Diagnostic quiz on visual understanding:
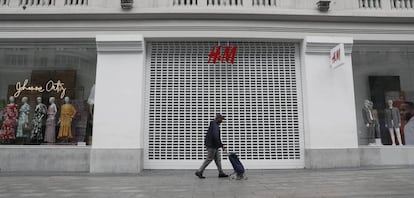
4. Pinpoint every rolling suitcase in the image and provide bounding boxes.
[228,152,247,180]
